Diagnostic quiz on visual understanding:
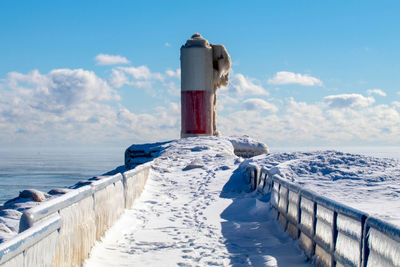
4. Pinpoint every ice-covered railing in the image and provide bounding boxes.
[245,165,400,267]
[0,163,151,267]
